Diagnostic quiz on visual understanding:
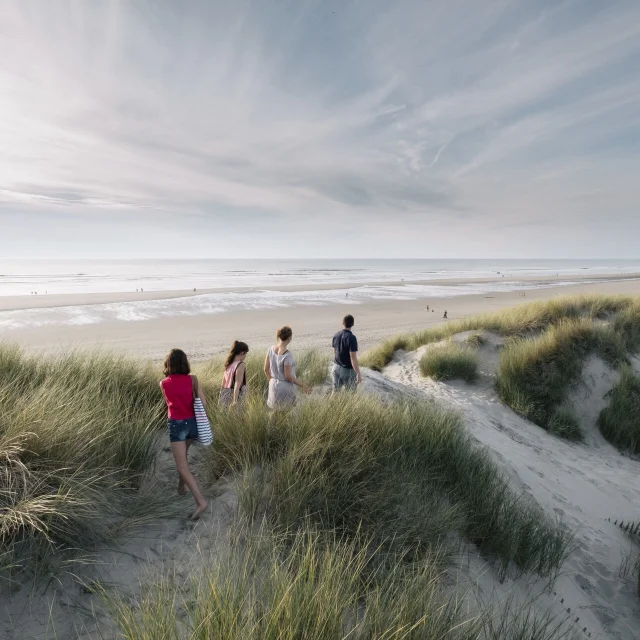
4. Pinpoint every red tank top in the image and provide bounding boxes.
[161,374,195,420]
